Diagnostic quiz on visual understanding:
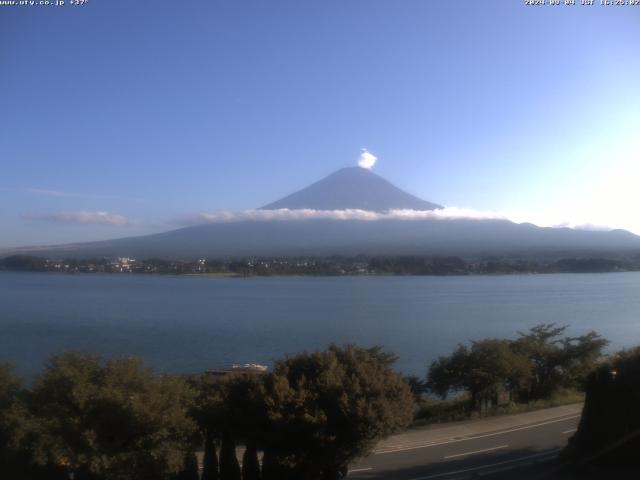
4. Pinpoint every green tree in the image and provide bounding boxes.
[512,324,567,399]
[469,339,531,403]
[221,375,266,480]
[514,324,607,400]
[219,431,241,480]
[264,345,414,479]
[261,447,289,480]
[1,255,47,271]
[427,345,469,399]
[0,363,21,447]
[220,374,268,454]
[241,442,260,480]
[193,373,266,480]
[0,363,35,478]
[191,372,224,437]
[201,431,219,480]
[428,340,531,409]
[404,375,429,403]
[174,452,199,480]
[559,331,609,390]
[429,325,608,408]
[29,352,198,480]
